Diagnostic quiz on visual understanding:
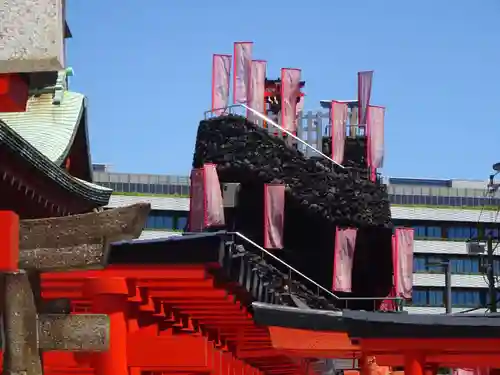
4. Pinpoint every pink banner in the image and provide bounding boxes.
[203,163,225,227]
[332,227,357,293]
[264,184,285,249]
[211,54,232,116]
[189,168,205,232]
[280,68,301,133]
[330,101,348,164]
[379,286,397,312]
[248,60,266,124]
[233,42,253,104]
[189,164,225,231]
[394,227,414,299]
[367,105,385,181]
[357,71,373,127]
